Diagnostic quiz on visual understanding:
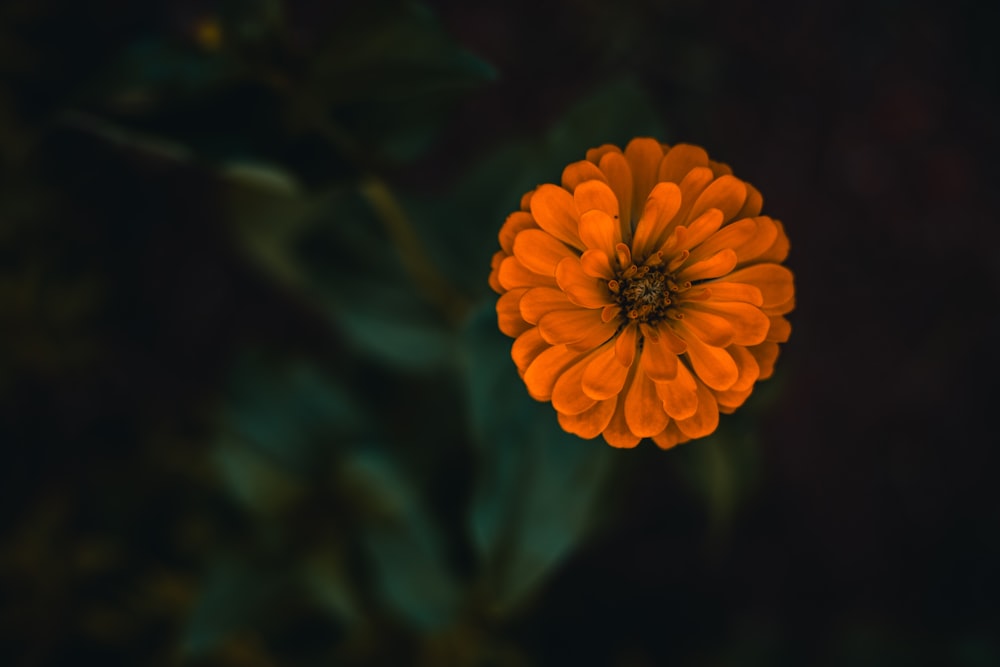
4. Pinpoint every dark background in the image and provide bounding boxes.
[2,0,998,665]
